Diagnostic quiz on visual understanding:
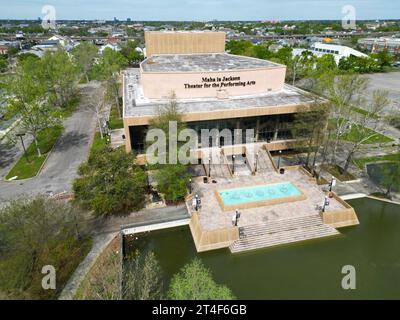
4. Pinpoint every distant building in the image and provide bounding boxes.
[99,43,120,54]
[0,45,9,55]
[358,37,400,54]
[293,42,367,64]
